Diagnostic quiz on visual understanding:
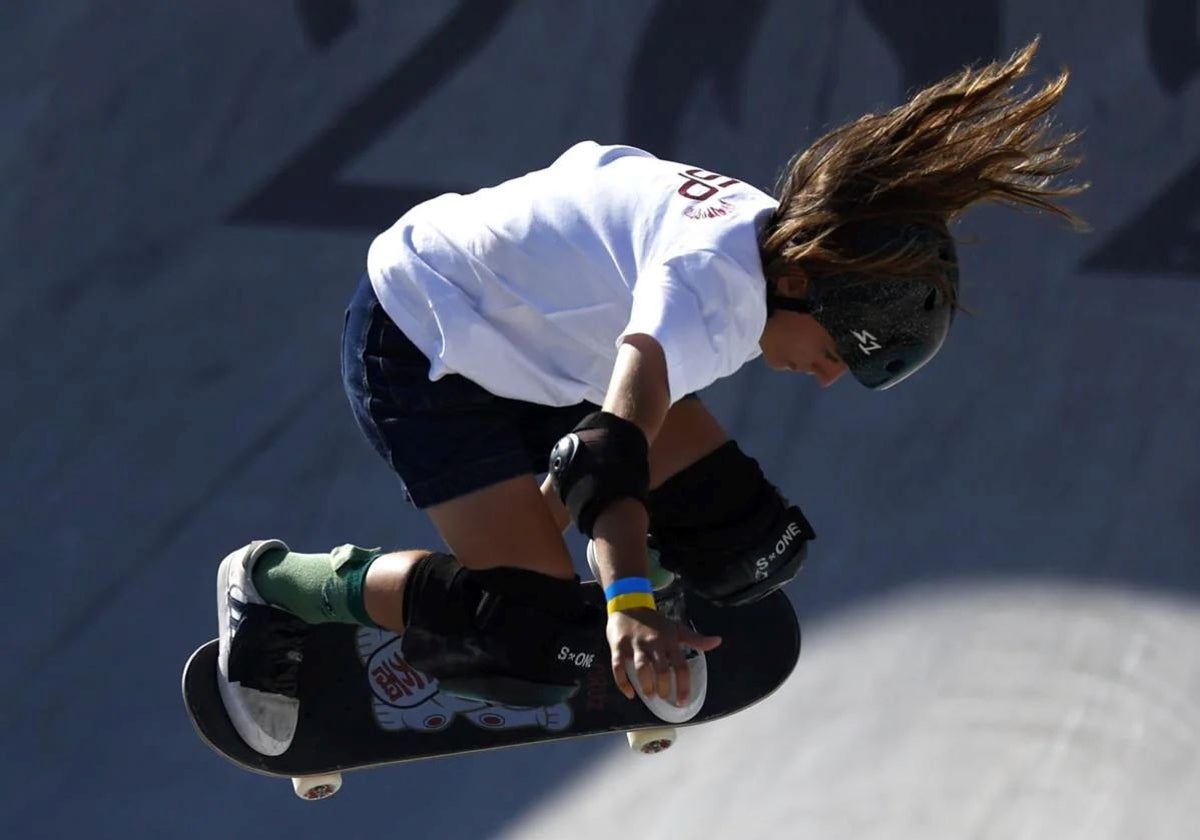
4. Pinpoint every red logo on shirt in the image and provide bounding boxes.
[676,168,741,202]
[684,198,734,219]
